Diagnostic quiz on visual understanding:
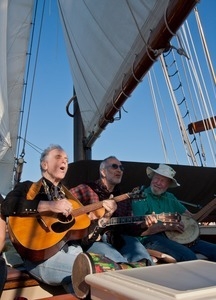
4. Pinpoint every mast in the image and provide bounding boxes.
[73,98,92,161]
